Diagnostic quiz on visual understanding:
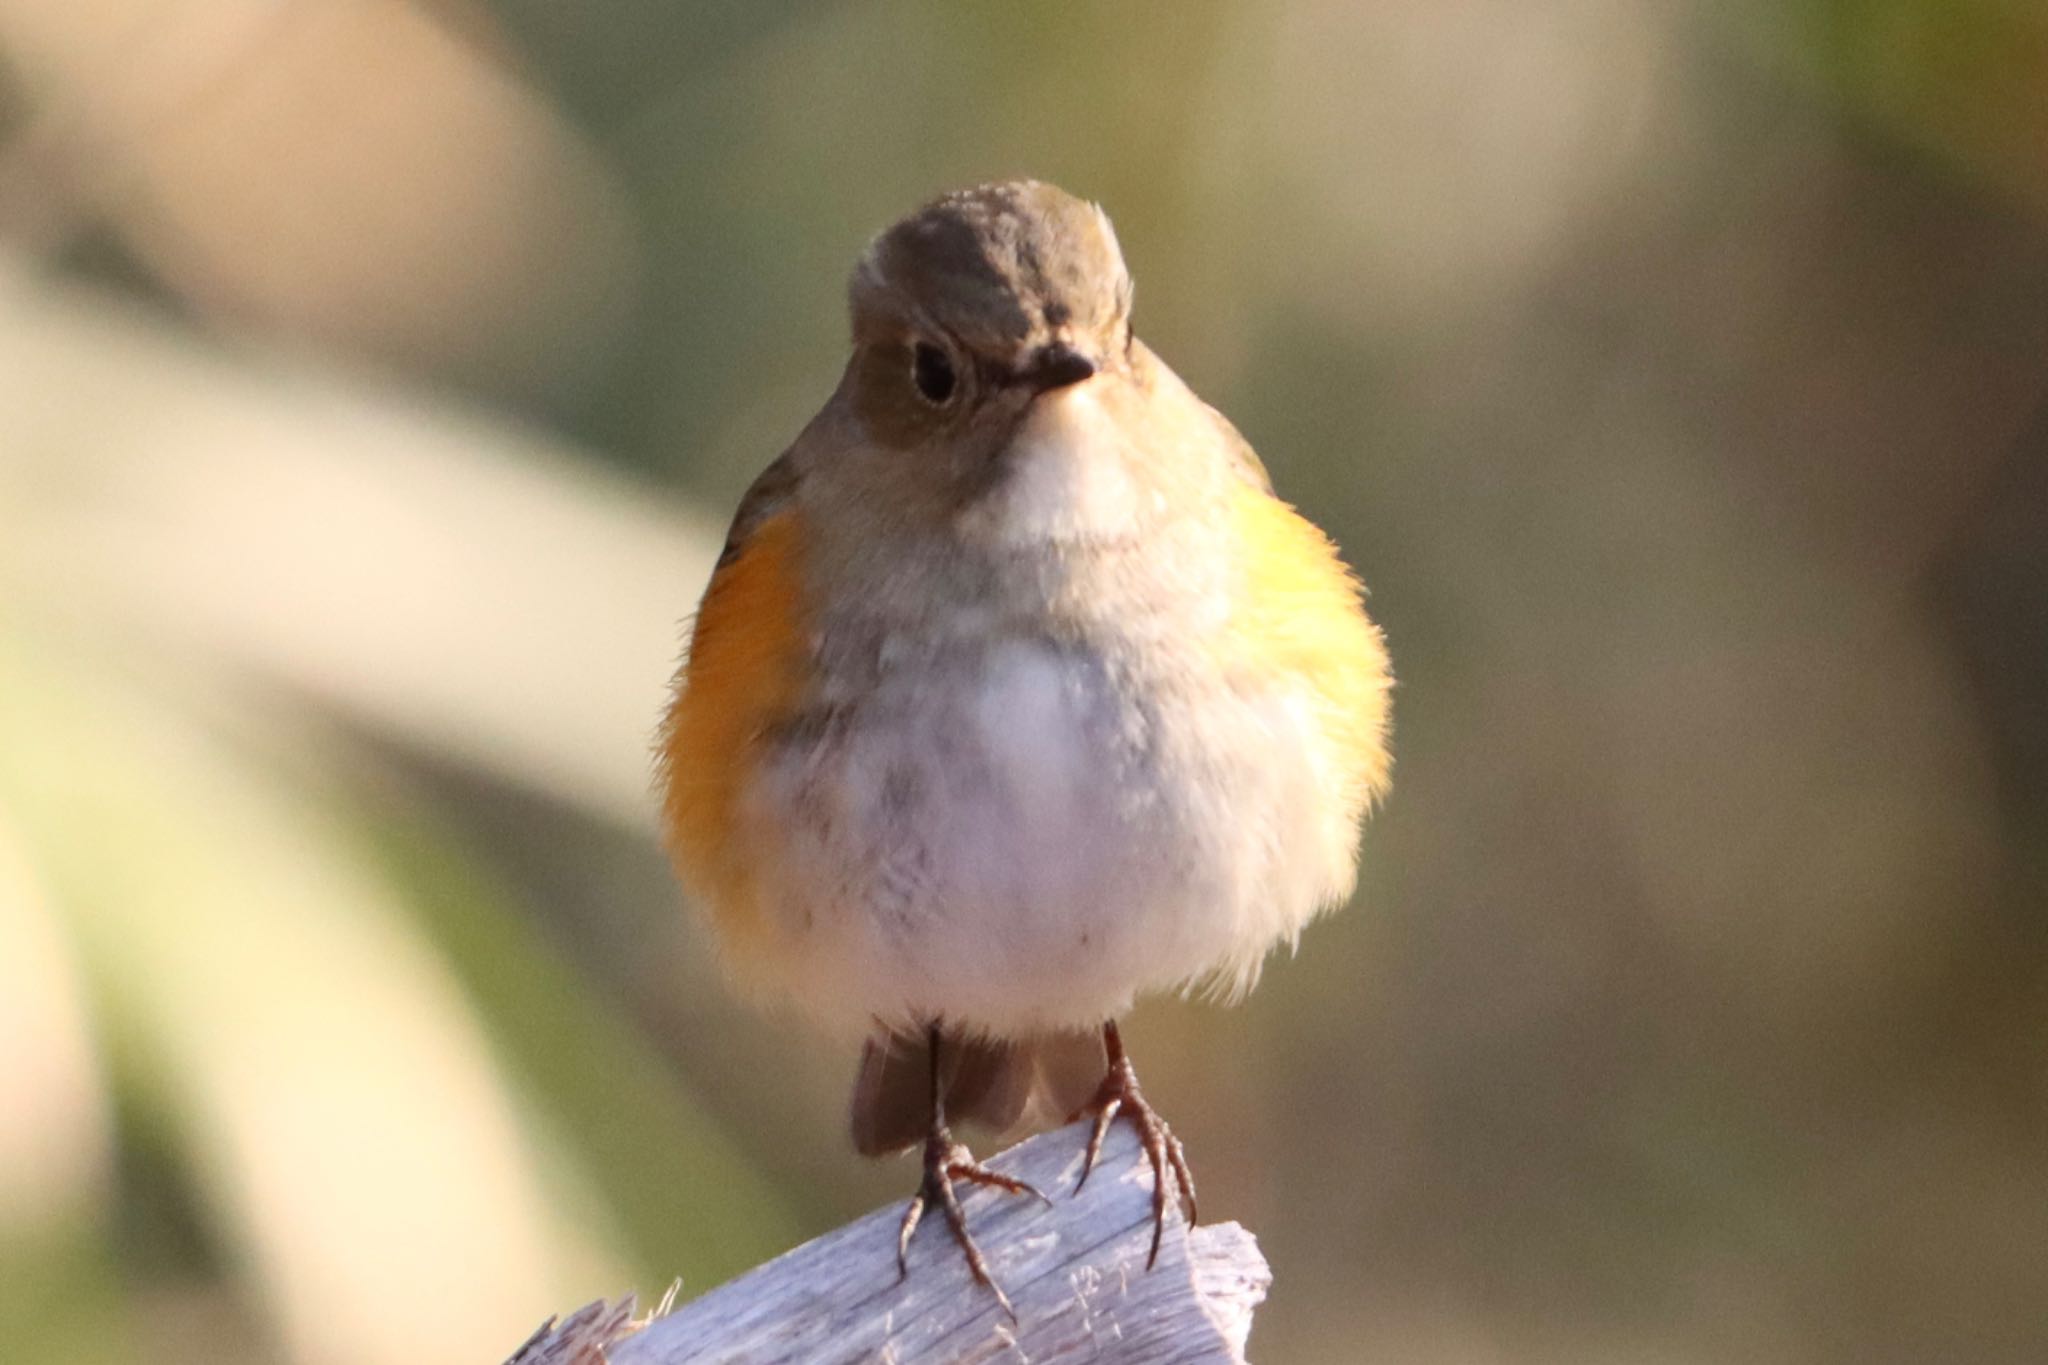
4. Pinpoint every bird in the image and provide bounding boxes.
[658,179,1391,1313]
